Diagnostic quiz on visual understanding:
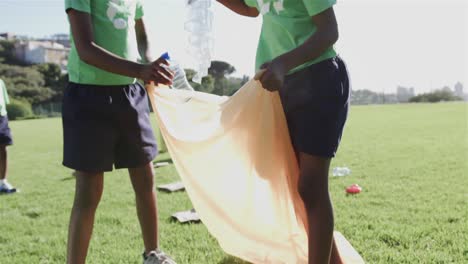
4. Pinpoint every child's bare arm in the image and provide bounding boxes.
[277,7,338,72]
[68,9,172,85]
[258,7,339,91]
[216,0,259,17]
[135,18,152,63]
